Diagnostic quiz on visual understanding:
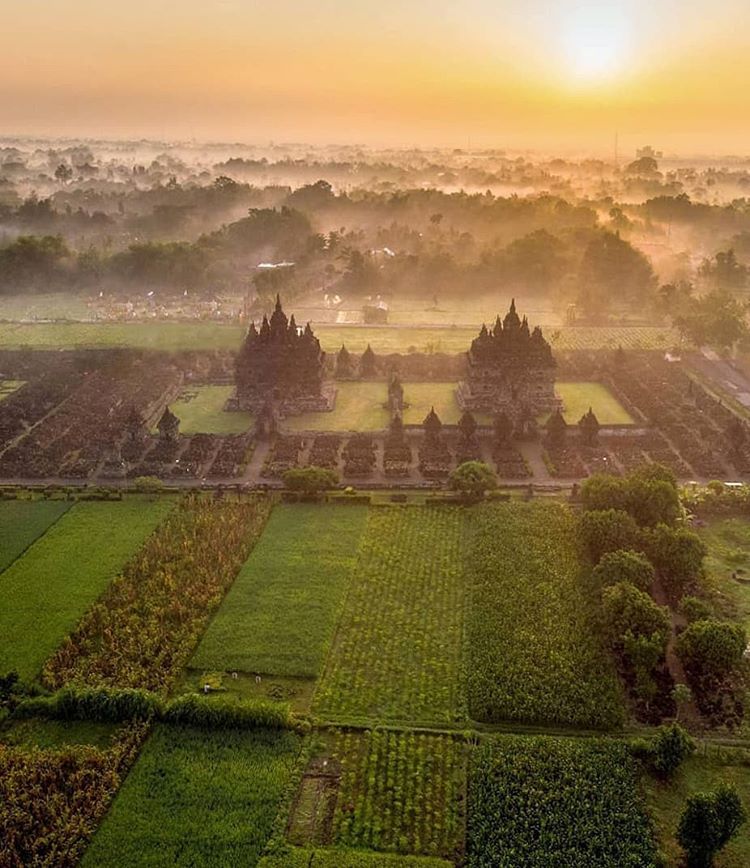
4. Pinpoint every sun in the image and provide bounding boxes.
[558,5,632,84]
